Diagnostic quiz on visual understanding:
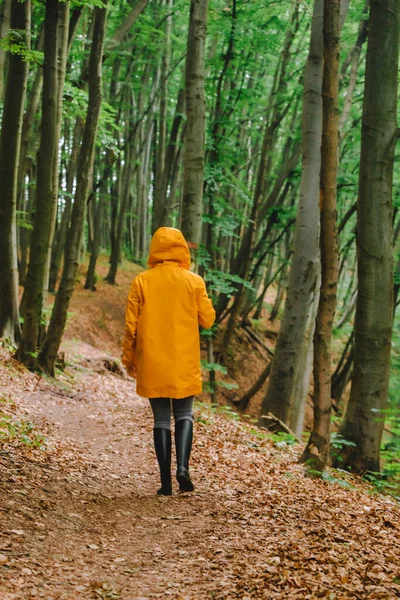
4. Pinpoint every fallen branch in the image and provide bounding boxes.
[260,412,298,439]
[240,323,274,358]
[233,361,271,412]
